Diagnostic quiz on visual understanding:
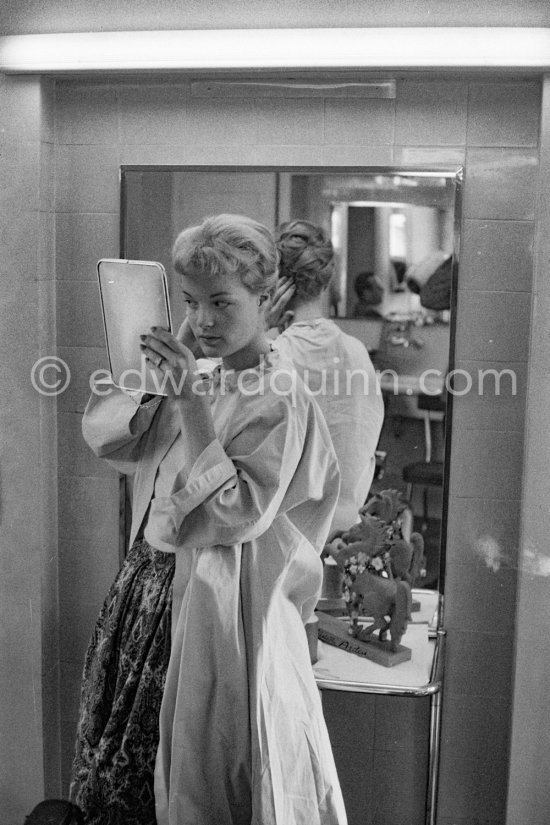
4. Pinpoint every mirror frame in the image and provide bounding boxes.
[119,164,463,611]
